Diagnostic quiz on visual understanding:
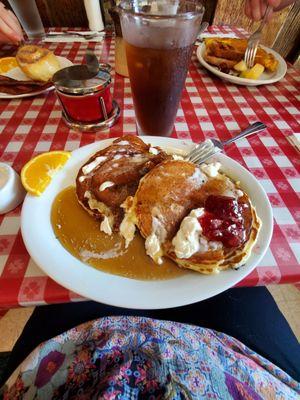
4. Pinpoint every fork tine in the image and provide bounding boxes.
[251,44,258,66]
[192,149,219,165]
[244,47,249,66]
[188,148,207,162]
[187,144,202,160]
[247,46,252,68]
[188,143,215,163]
[190,151,210,163]
[189,149,210,163]
[249,41,259,68]
[186,141,212,161]
[248,47,253,68]
[244,46,251,68]
[250,46,255,67]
